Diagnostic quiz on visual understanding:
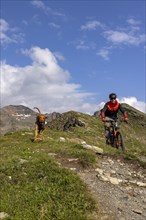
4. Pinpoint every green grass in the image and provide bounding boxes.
[0,131,97,220]
[0,109,146,219]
